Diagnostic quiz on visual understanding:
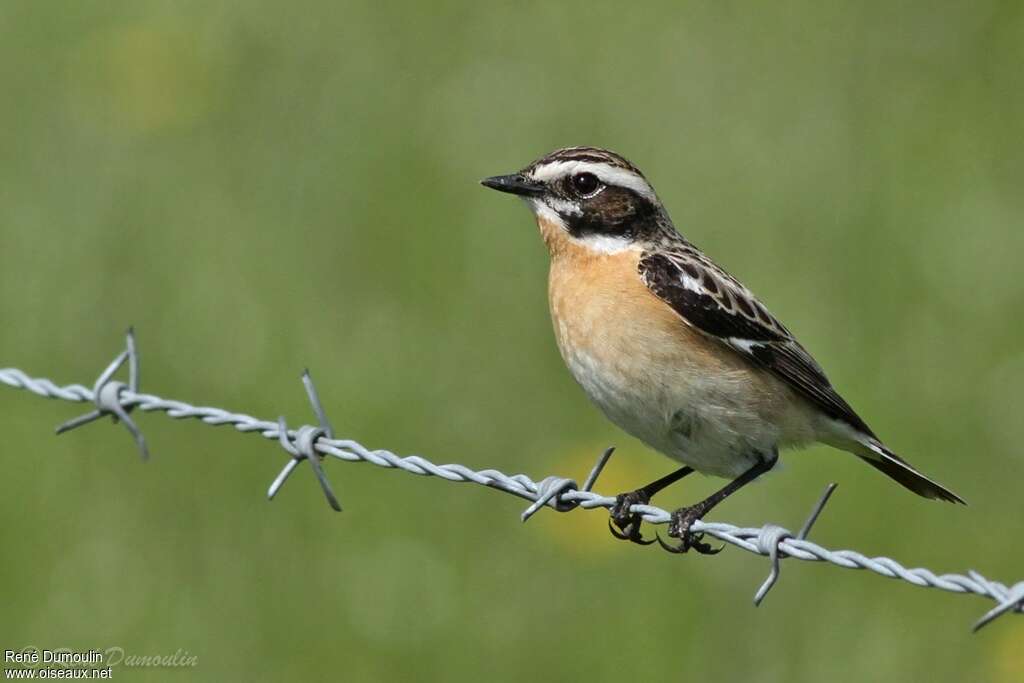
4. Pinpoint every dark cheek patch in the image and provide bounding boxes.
[566,186,656,239]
